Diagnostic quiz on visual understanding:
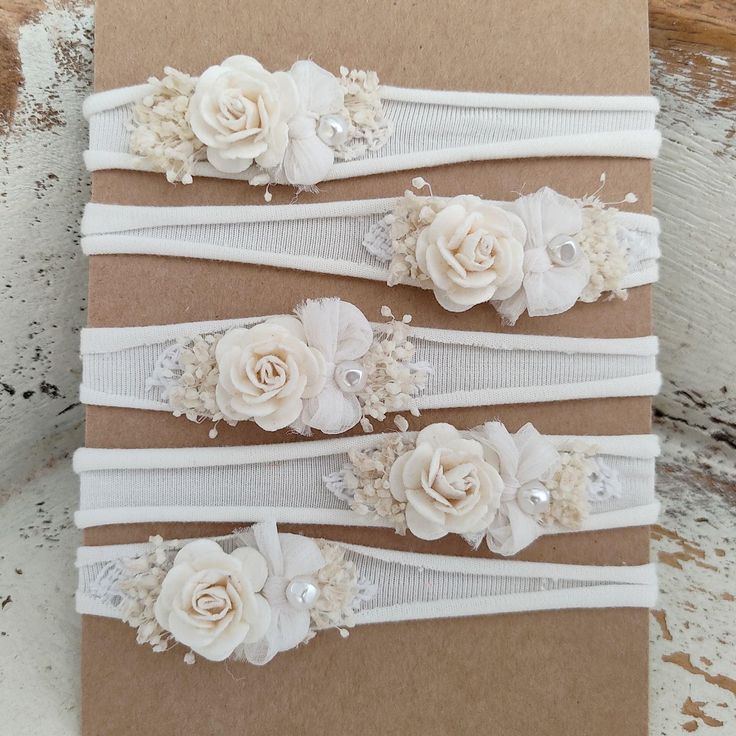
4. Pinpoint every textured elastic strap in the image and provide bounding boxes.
[73,433,660,531]
[83,85,661,181]
[75,536,658,624]
[79,317,661,412]
[80,199,660,292]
